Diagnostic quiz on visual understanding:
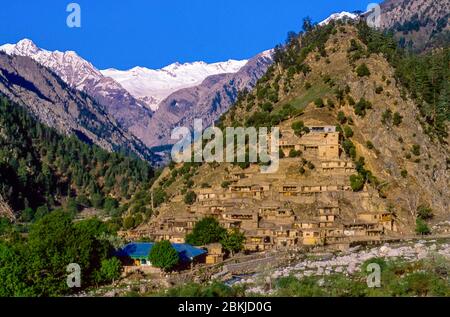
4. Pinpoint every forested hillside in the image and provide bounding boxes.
[221,20,449,143]
[148,18,449,241]
[0,96,154,221]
